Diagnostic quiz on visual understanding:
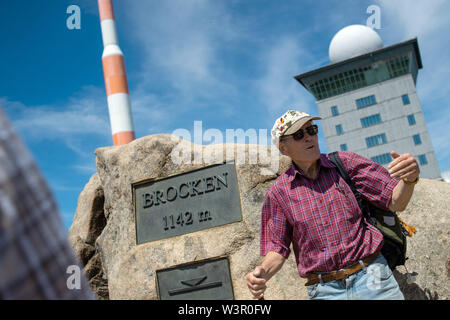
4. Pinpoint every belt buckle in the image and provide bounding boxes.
[324,268,349,283]
[337,268,349,280]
